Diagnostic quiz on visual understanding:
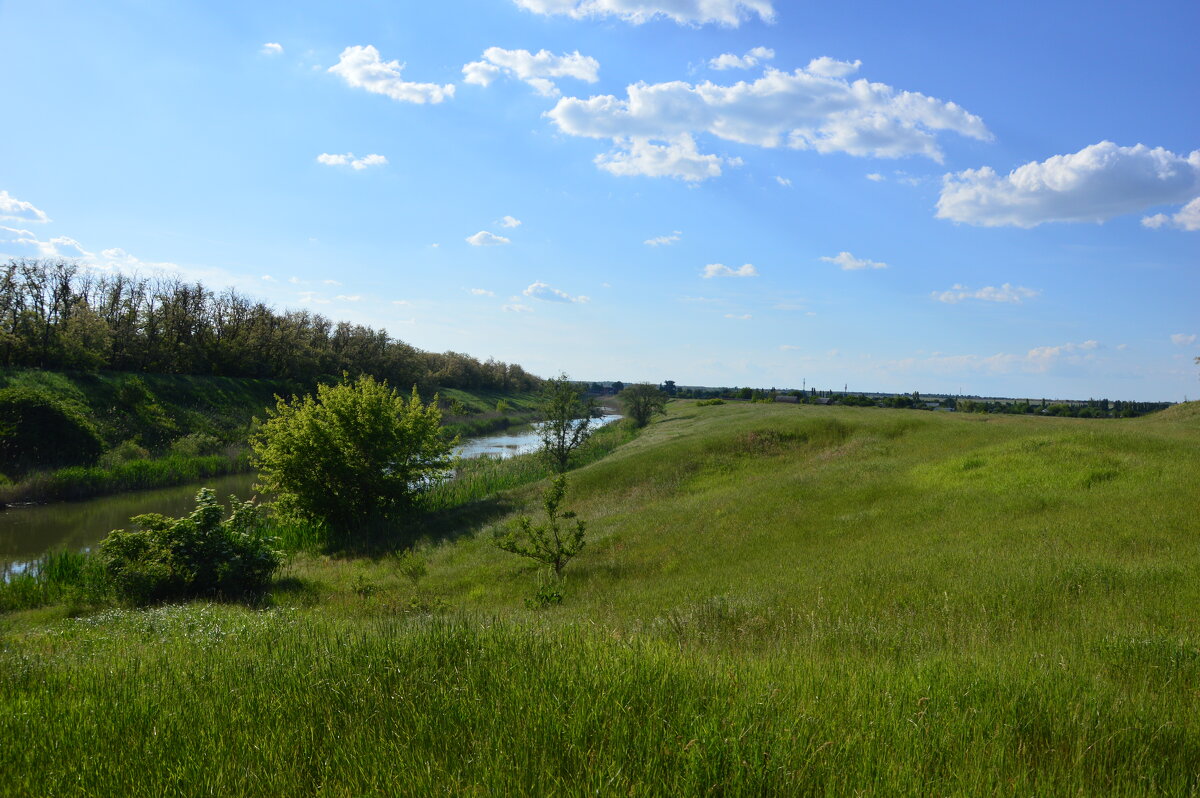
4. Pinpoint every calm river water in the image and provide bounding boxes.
[0,415,620,569]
